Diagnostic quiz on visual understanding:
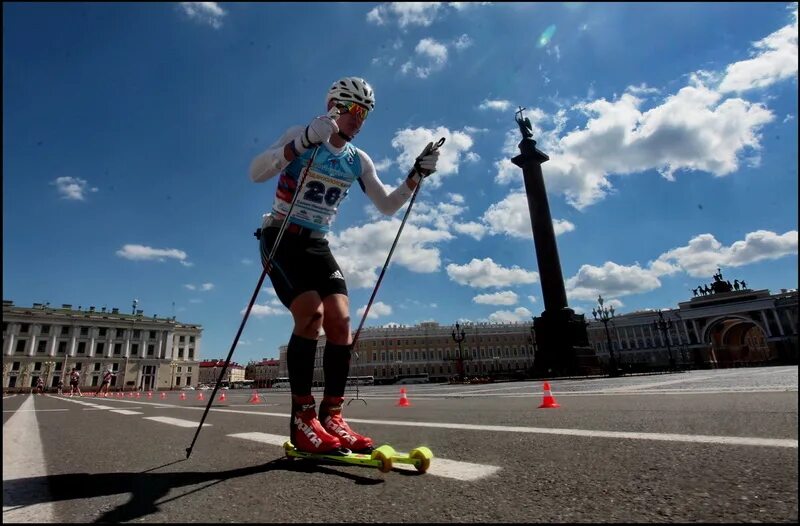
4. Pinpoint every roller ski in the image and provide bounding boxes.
[283,441,433,474]
[286,395,432,473]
